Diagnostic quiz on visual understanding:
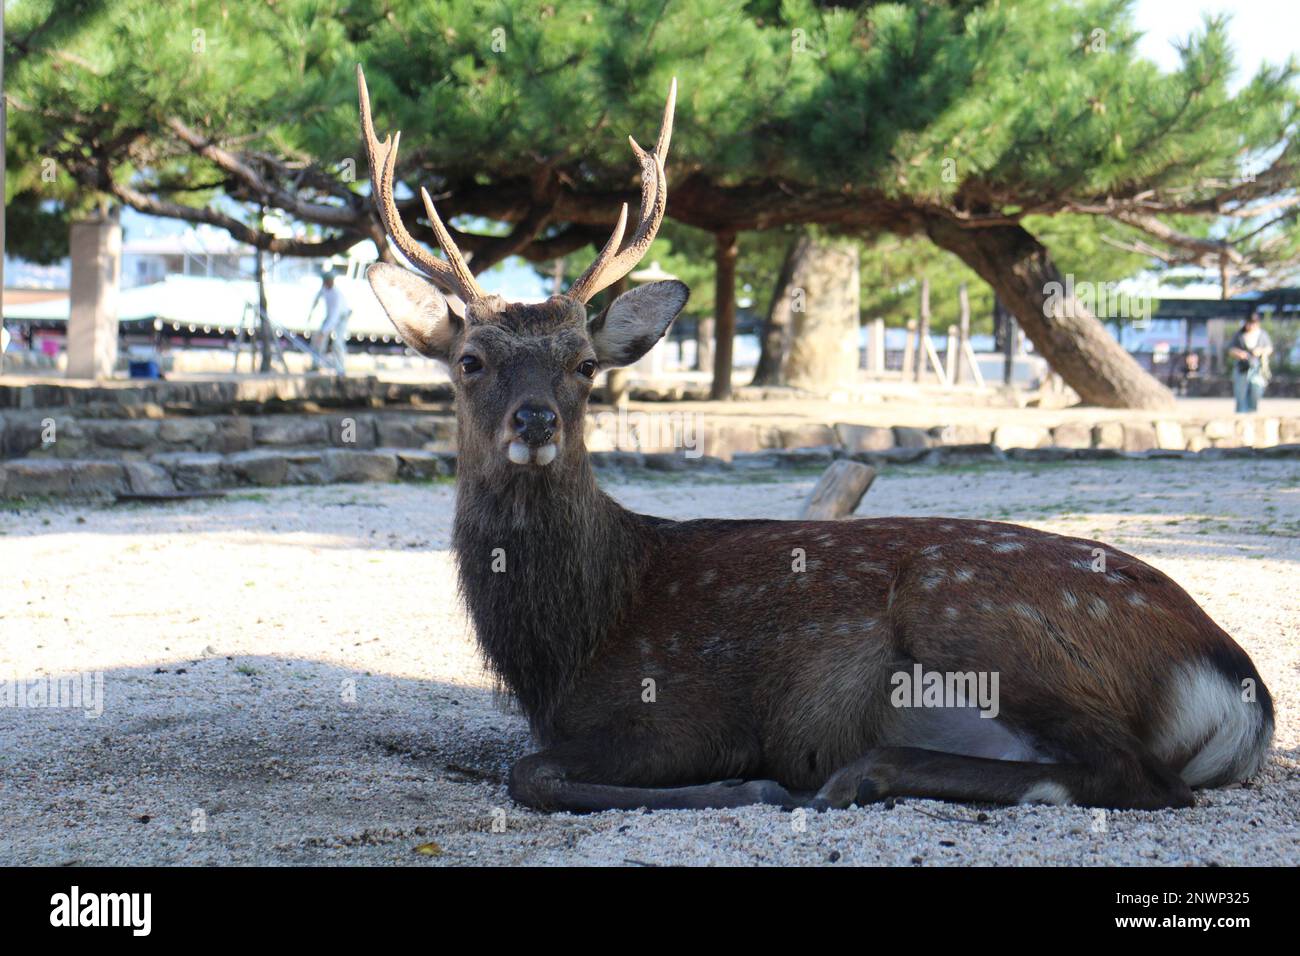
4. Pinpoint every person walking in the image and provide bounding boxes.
[308,273,352,373]
[1226,313,1273,414]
